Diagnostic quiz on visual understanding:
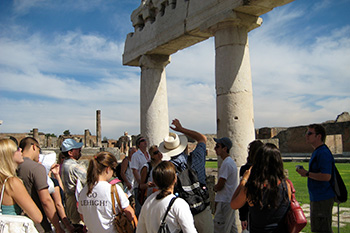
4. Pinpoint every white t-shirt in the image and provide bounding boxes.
[215,156,238,203]
[130,149,150,187]
[78,181,129,233]
[136,192,197,233]
[125,160,135,192]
